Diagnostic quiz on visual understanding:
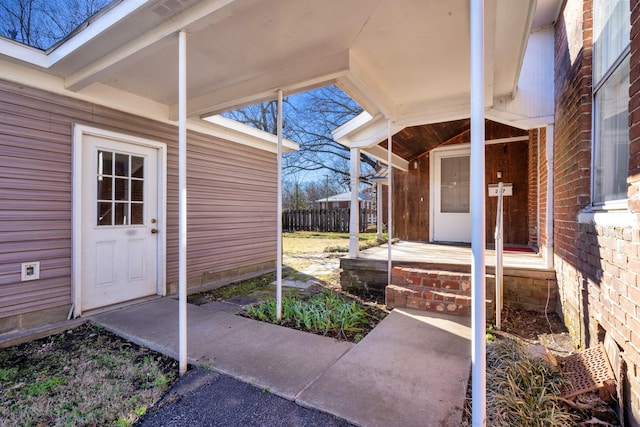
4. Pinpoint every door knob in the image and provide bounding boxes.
[151,228,158,234]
